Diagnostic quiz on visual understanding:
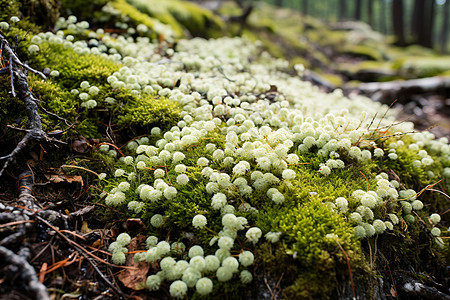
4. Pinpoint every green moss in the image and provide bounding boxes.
[339,44,383,61]
[375,139,432,188]
[0,75,21,124]
[111,0,158,38]
[270,197,358,266]
[60,0,109,20]
[125,0,224,38]
[289,56,310,69]
[24,42,122,137]
[321,73,343,86]
[392,56,450,78]
[0,0,20,21]
[30,42,121,90]
[116,93,181,134]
